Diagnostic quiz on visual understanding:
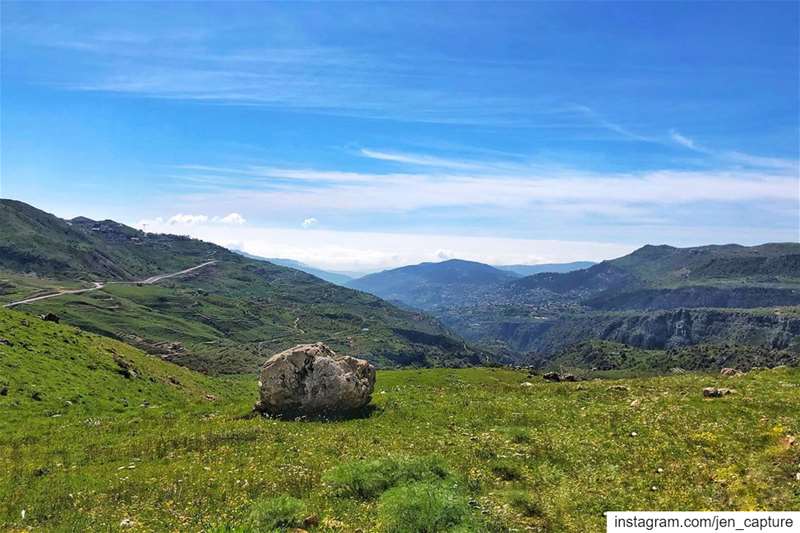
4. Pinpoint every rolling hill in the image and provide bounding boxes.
[0,200,487,372]
[347,259,519,310]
